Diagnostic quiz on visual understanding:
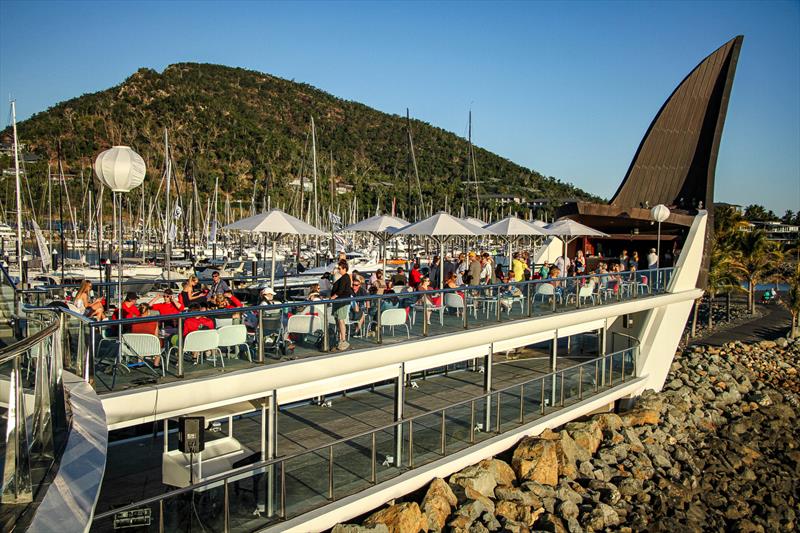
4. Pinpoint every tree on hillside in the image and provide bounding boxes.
[743,204,778,222]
